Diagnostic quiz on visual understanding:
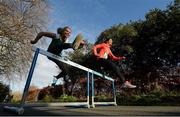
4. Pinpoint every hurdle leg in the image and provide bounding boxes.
[87,71,90,108]
[3,48,40,115]
[112,81,117,106]
[91,73,95,108]
[20,48,40,107]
